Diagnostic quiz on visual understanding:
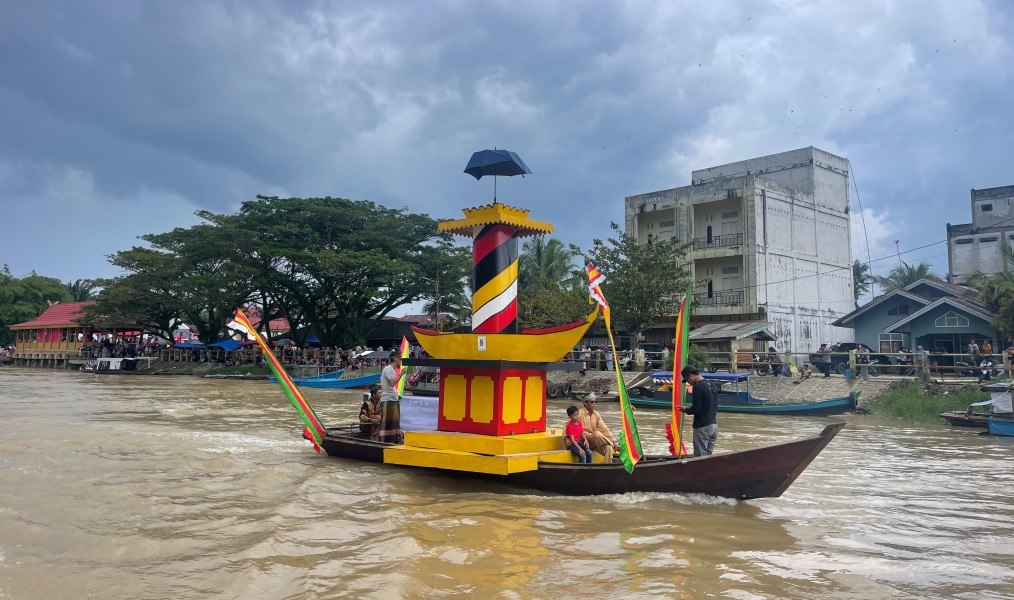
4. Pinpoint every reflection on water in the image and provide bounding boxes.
[0,369,1012,599]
